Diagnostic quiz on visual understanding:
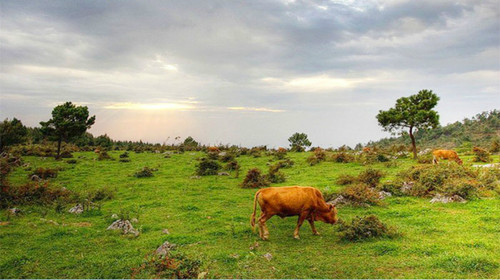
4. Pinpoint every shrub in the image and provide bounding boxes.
[307,148,327,166]
[336,174,357,185]
[490,139,500,153]
[417,153,433,164]
[378,182,404,196]
[30,167,58,179]
[98,151,112,160]
[119,152,129,158]
[1,157,11,184]
[66,159,77,164]
[0,181,73,208]
[249,147,262,158]
[275,159,295,168]
[224,160,240,171]
[241,168,269,188]
[196,158,221,176]
[267,164,286,183]
[119,158,131,163]
[472,147,491,162]
[397,163,480,197]
[331,152,355,163]
[206,147,220,160]
[358,168,384,187]
[275,147,288,160]
[337,215,398,241]
[439,178,480,200]
[134,167,155,178]
[131,252,201,279]
[219,152,235,163]
[91,186,116,201]
[59,150,73,158]
[478,168,500,190]
[339,183,381,206]
[336,169,384,187]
